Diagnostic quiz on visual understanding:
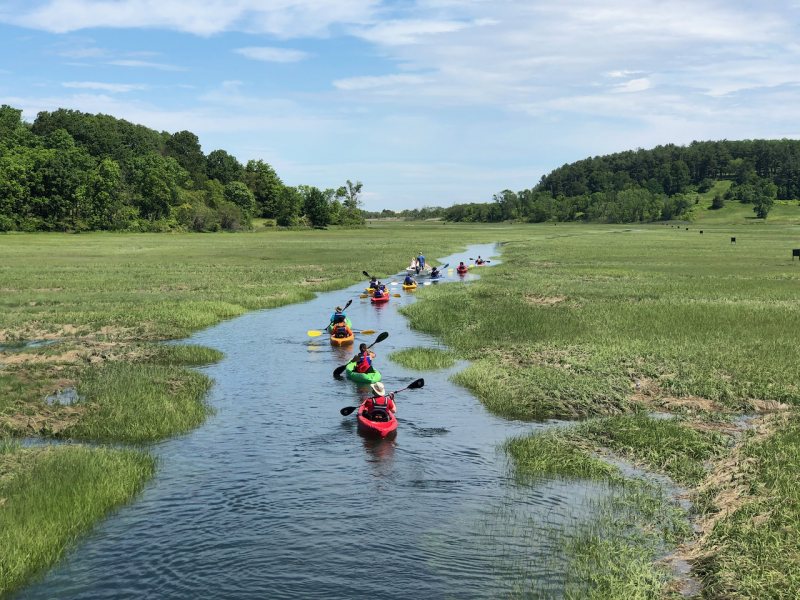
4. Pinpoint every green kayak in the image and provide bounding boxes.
[345,361,382,384]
